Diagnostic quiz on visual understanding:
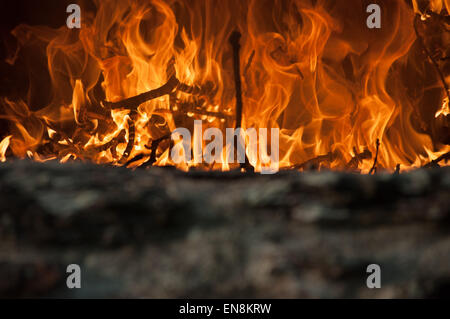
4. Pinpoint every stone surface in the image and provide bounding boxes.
[0,161,449,298]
